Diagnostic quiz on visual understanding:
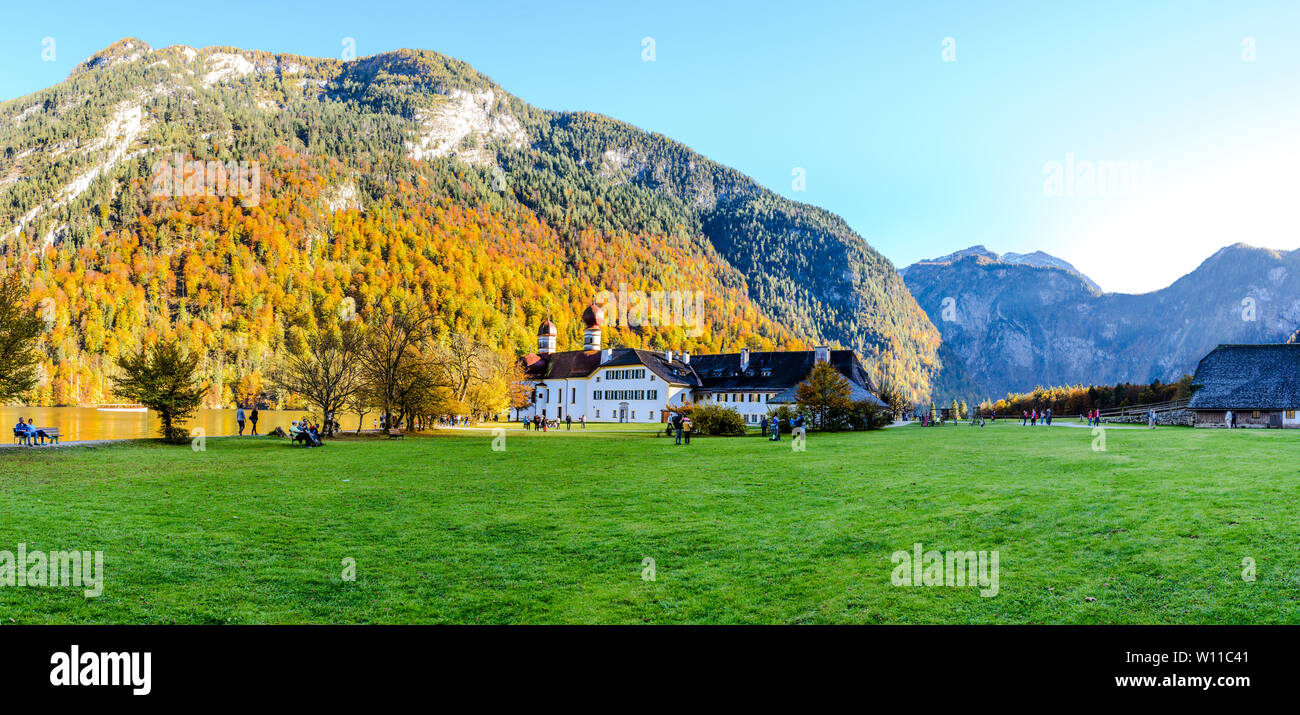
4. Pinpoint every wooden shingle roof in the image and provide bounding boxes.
[1188,344,1300,410]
